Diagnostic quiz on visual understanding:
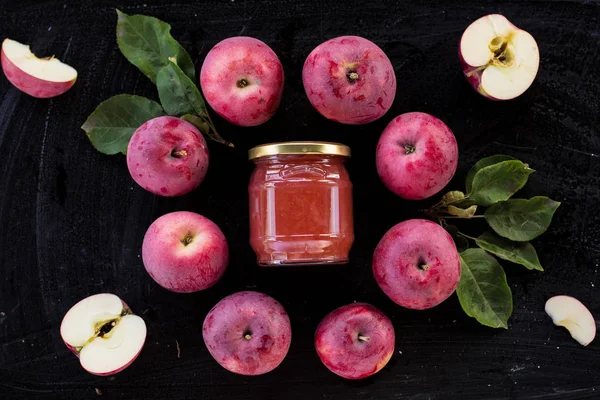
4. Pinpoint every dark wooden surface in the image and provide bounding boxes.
[1,0,599,399]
